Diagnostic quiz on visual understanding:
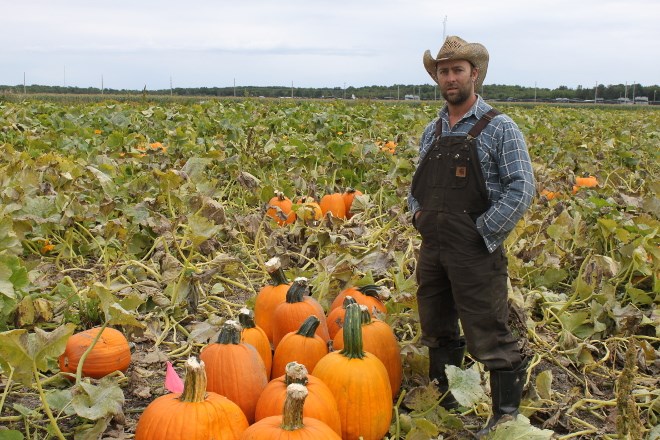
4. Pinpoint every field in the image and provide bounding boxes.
[0,96,658,439]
